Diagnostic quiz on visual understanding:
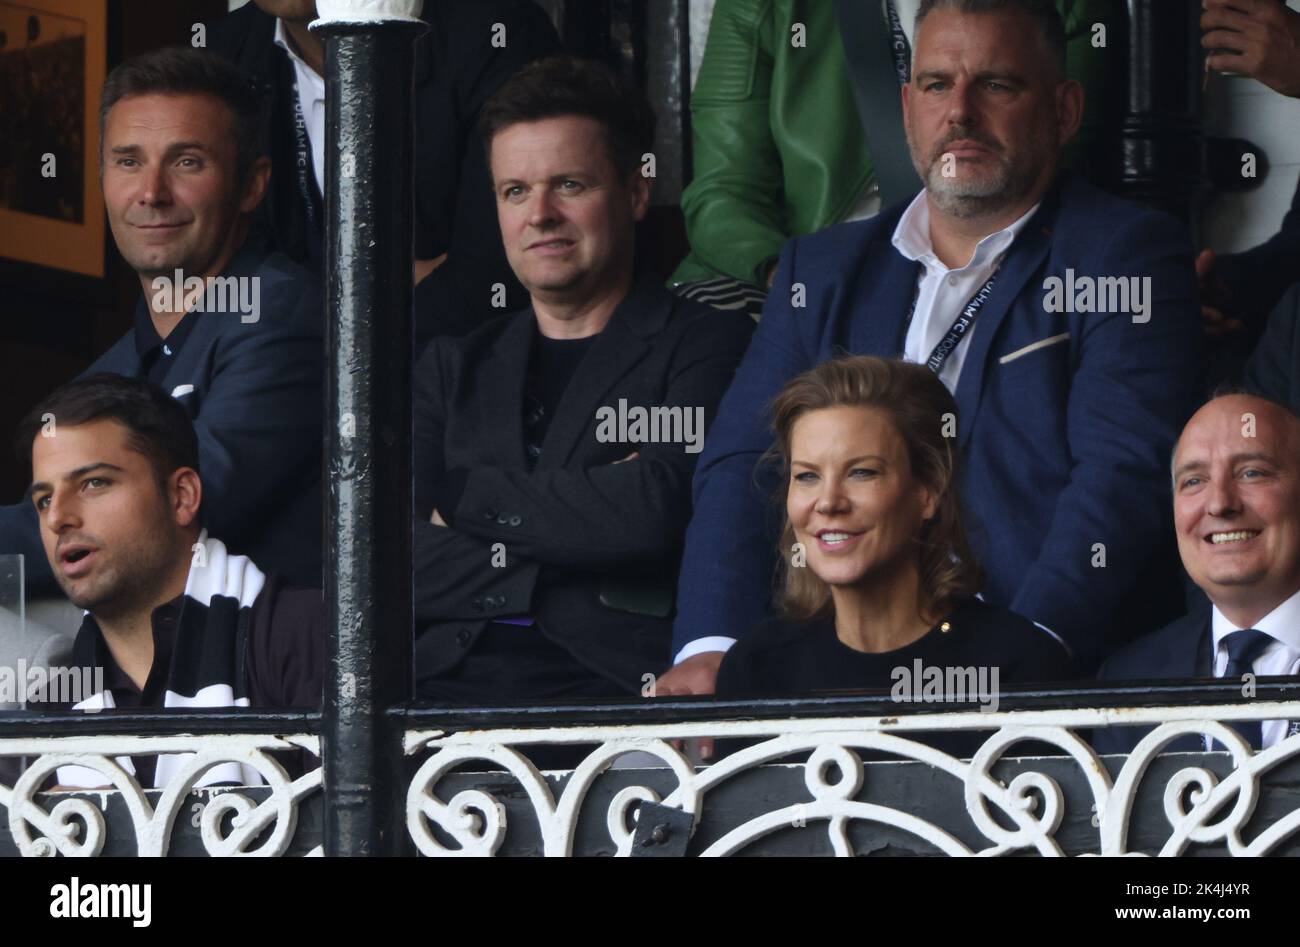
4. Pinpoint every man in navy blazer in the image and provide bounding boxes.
[659,0,1204,698]
[0,48,323,591]
[1094,394,1300,755]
